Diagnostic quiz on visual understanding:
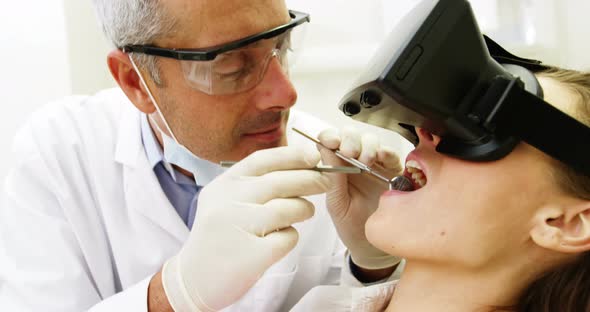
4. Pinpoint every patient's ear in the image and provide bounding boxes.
[530,202,590,253]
